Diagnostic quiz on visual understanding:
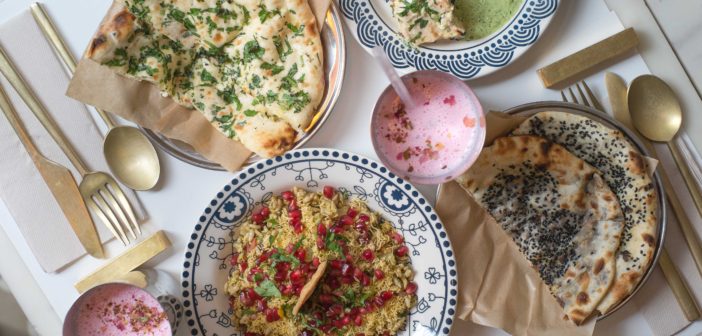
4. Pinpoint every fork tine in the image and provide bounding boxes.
[581,81,605,111]
[560,90,568,102]
[100,186,137,239]
[568,87,578,104]
[88,193,129,245]
[106,180,141,235]
[575,83,590,107]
